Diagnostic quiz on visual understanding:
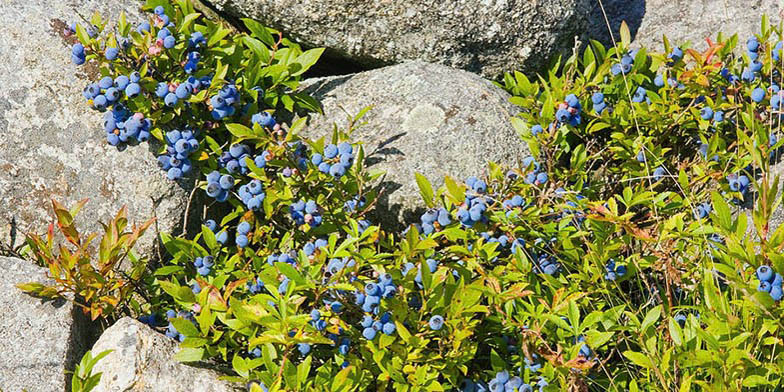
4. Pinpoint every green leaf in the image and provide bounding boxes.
[444,175,465,204]
[290,48,325,76]
[623,351,654,368]
[415,172,435,208]
[641,305,662,331]
[743,375,773,387]
[242,18,275,47]
[171,318,201,337]
[173,347,205,362]
[619,21,631,47]
[225,123,256,140]
[242,36,271,63]
[201,225,218,251]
